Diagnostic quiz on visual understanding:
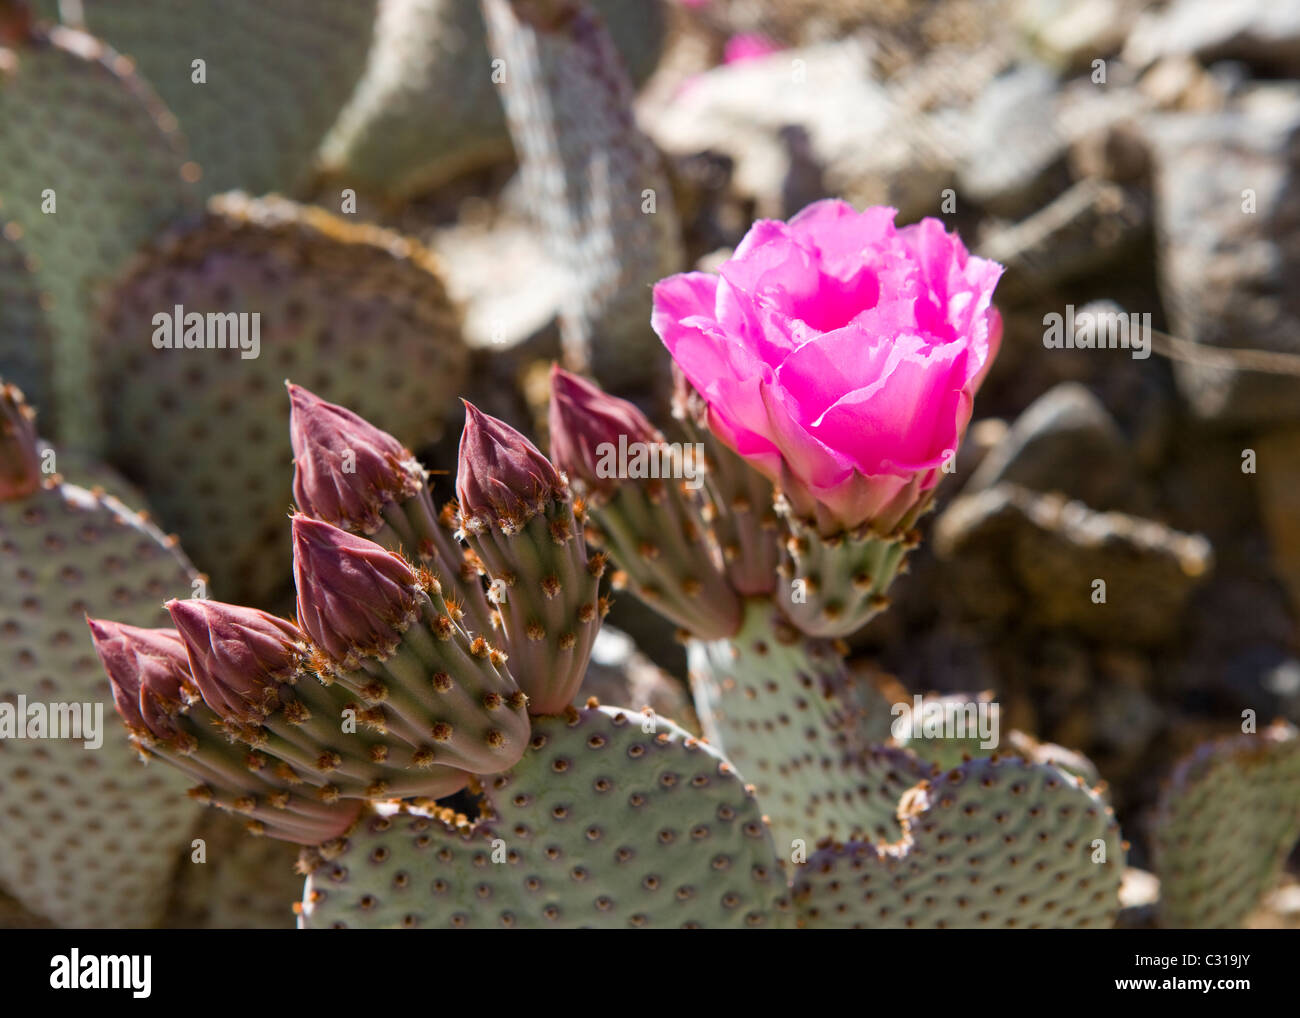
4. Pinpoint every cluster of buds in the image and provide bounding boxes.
[90,385,606,842]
